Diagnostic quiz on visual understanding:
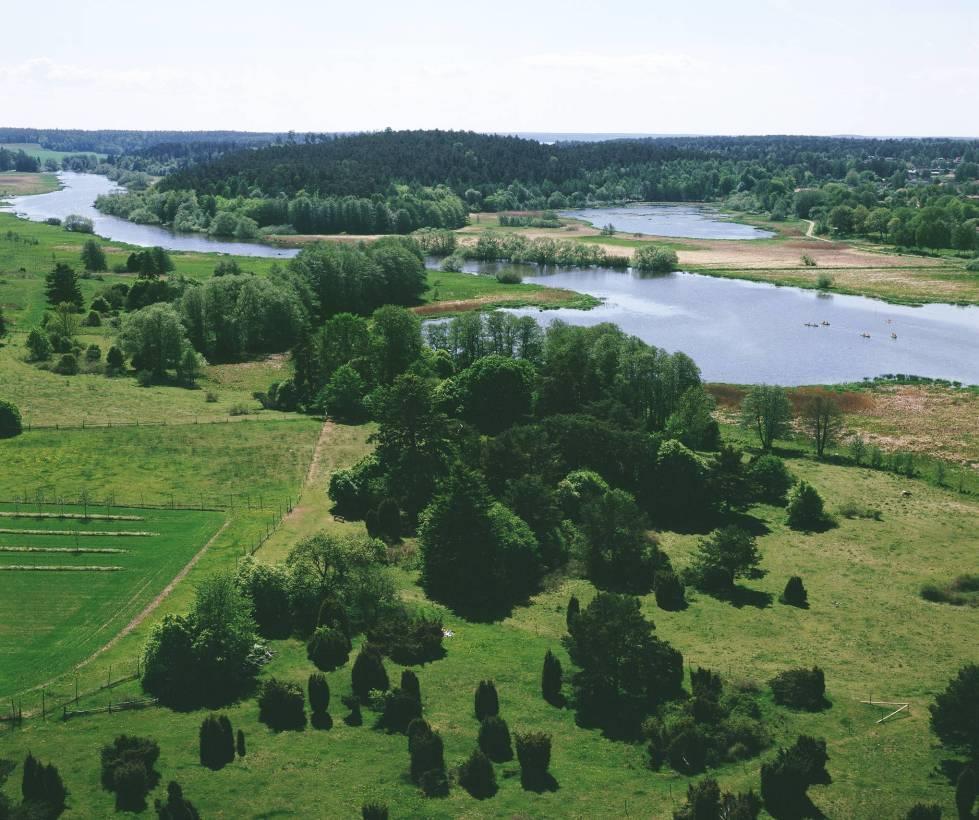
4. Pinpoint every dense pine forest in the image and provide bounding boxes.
[87,130,979,247]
